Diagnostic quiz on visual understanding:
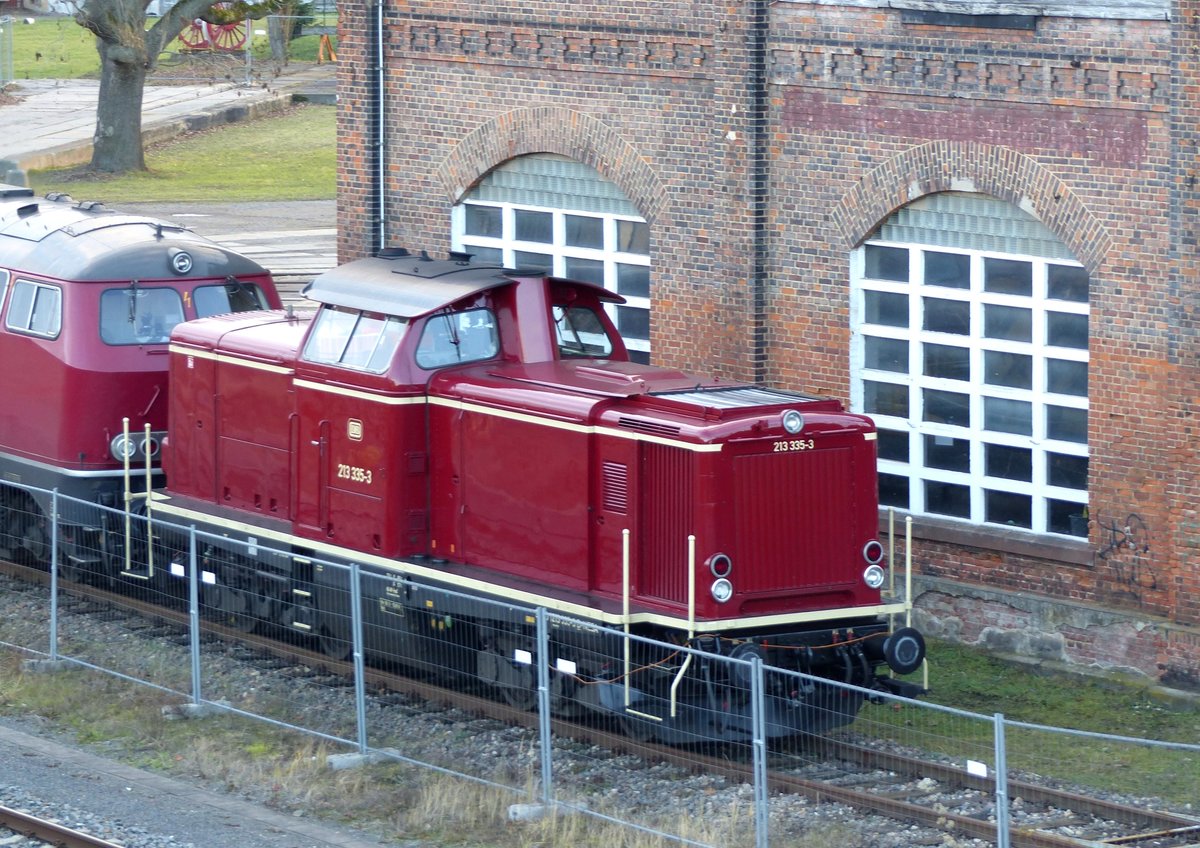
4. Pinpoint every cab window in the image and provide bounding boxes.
[0,270,9,315]
[7,280,62,339]
[302,305,407,373]
[99,287,185,345]
[415,308,499,369]
[554,305,614,358]
[194,279,271,317]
